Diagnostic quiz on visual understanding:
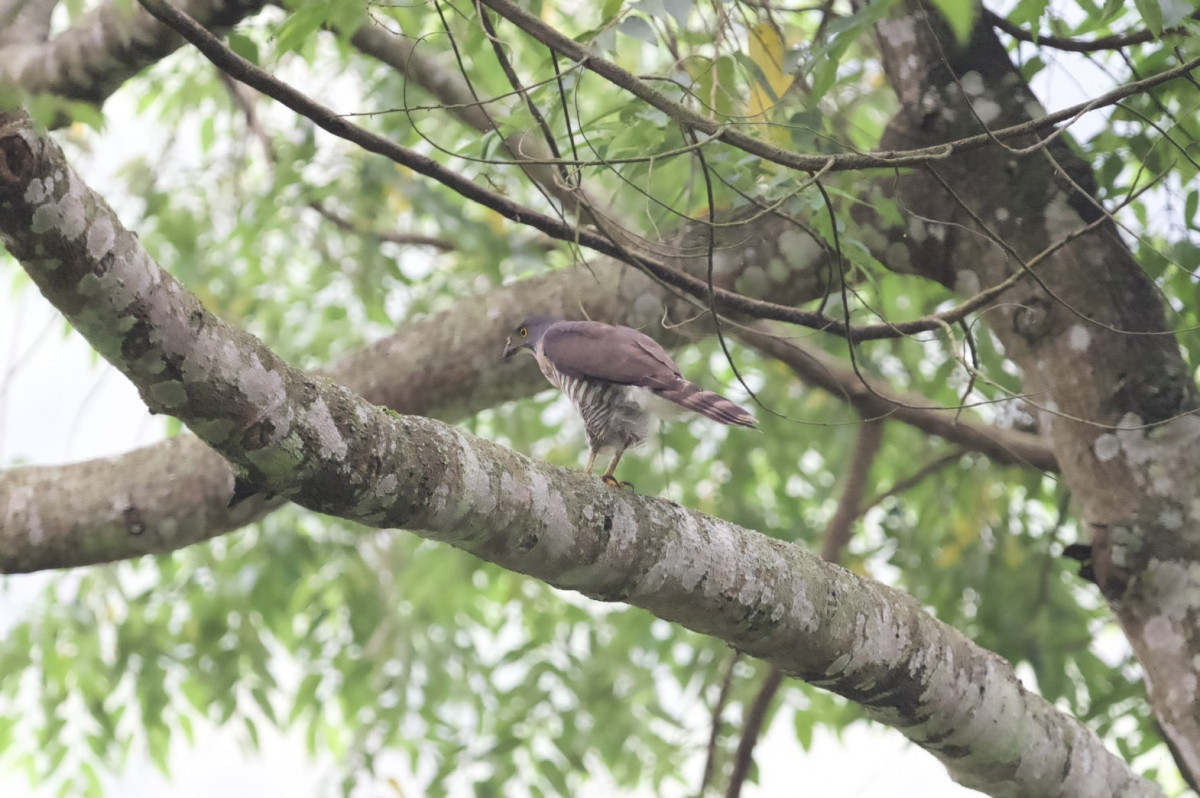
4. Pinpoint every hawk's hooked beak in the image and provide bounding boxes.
[503,337,519,358]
